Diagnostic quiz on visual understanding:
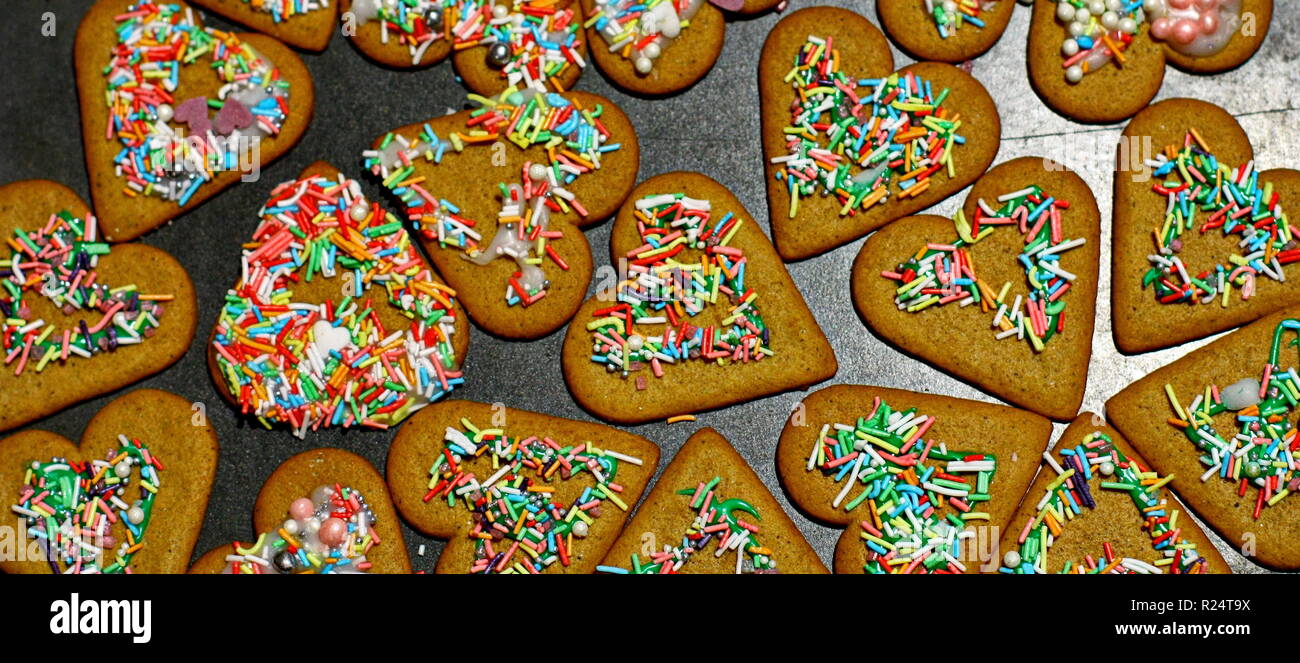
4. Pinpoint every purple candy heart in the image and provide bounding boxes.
[172,96,212,136]
[214,99,255,136]
[708,0,745,12]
